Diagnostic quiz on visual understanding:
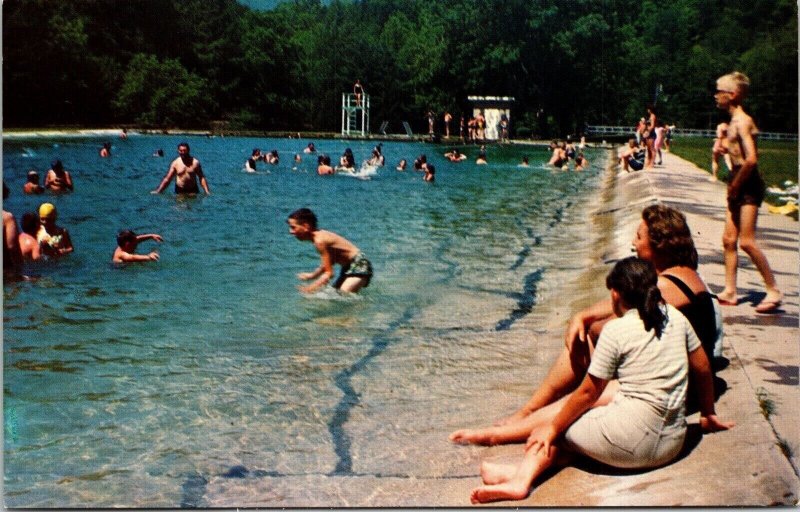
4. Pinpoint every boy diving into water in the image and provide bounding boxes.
[288,208,373,294]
